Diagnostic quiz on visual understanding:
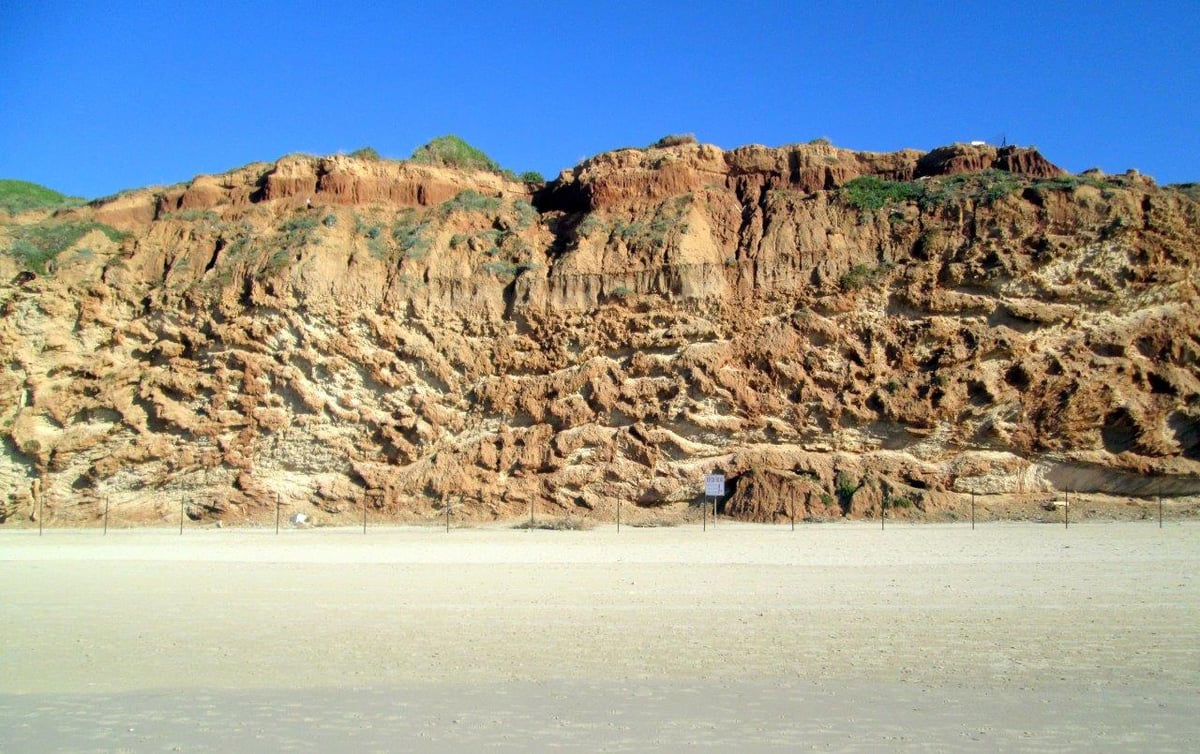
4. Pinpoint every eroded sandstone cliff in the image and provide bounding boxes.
[2,140,1198,525]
